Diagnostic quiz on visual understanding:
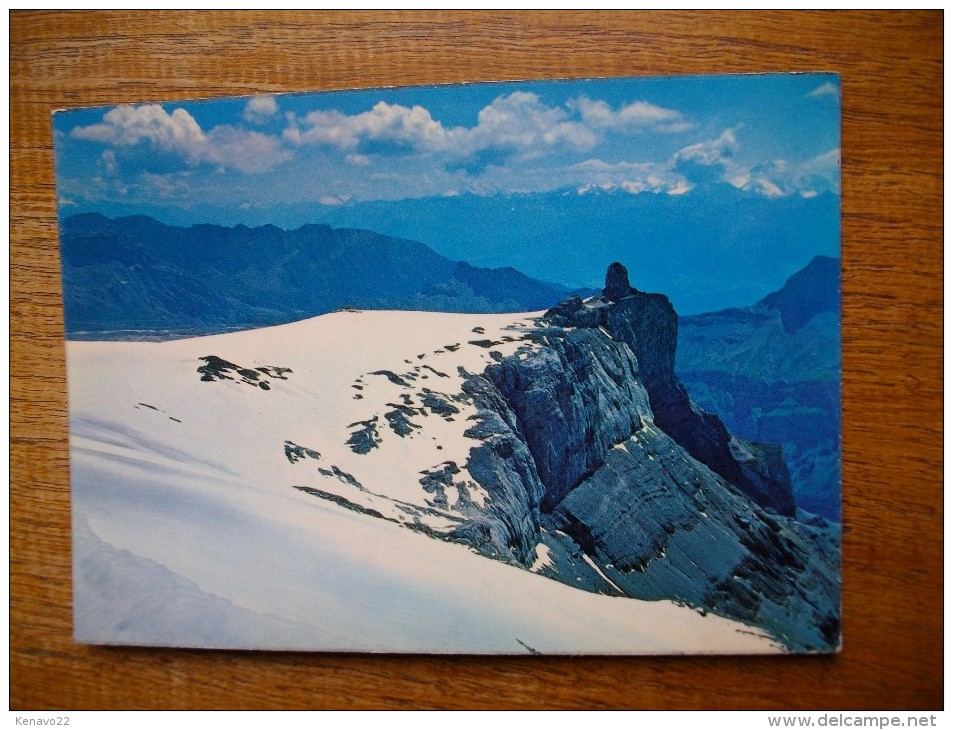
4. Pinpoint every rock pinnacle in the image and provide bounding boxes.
[603,261,634,301]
